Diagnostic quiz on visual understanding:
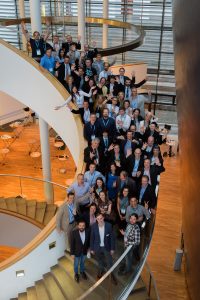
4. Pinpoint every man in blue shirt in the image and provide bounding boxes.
[84,163,105,187]
[40,48,56,75]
